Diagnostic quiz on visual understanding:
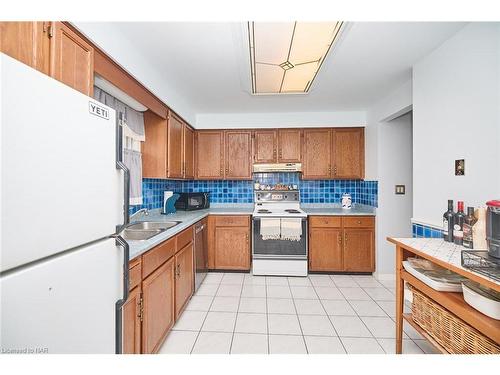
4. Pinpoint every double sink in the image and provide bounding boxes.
[121,221,181,241]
